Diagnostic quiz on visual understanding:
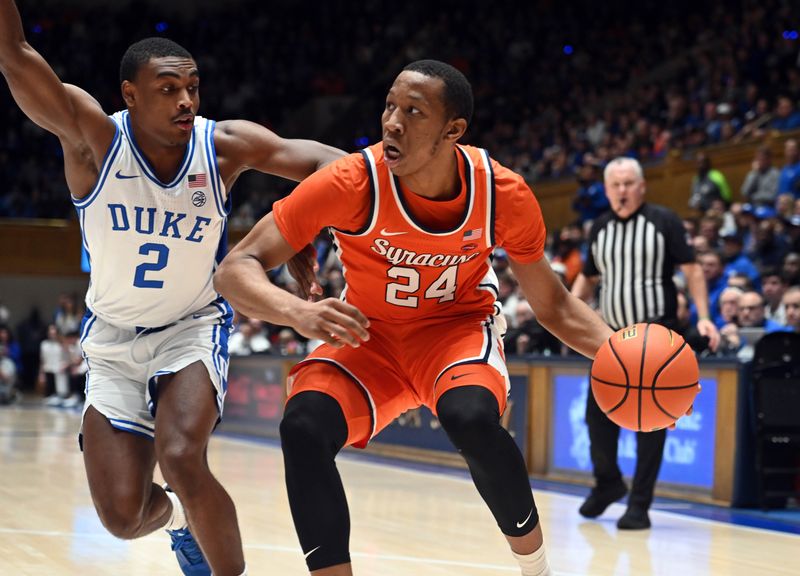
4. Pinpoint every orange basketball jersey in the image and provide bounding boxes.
[330,143,498,322]
[273,141,547,323]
